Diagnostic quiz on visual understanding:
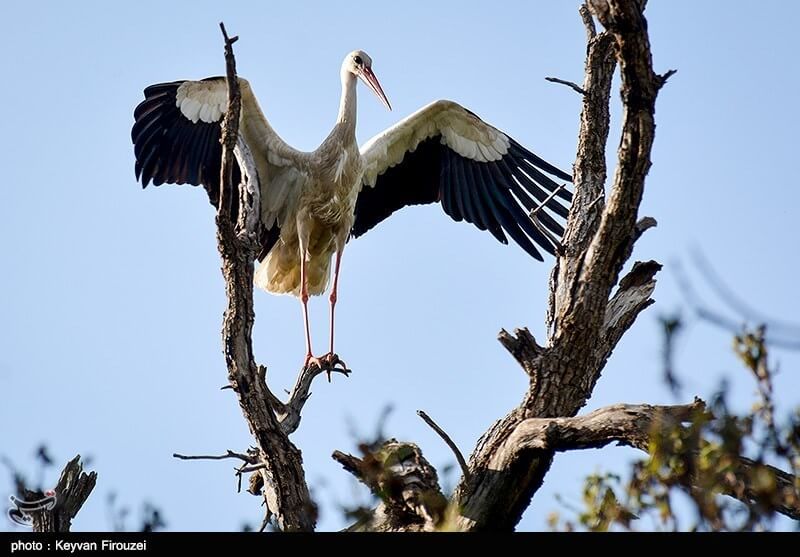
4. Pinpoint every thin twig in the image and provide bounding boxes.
[531,216,564,257]
[530,182,570,219]
[673,256,800,349]
[545,77,587,96]
[172,450,256,465]
[529,181,570,255]
[236,462,247,494]
[586,193,604,213]
[417,411,471,482]
[691,249,800,336]
[660,69,678,87]
[374,405,395,442]
[239,463,270,474]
